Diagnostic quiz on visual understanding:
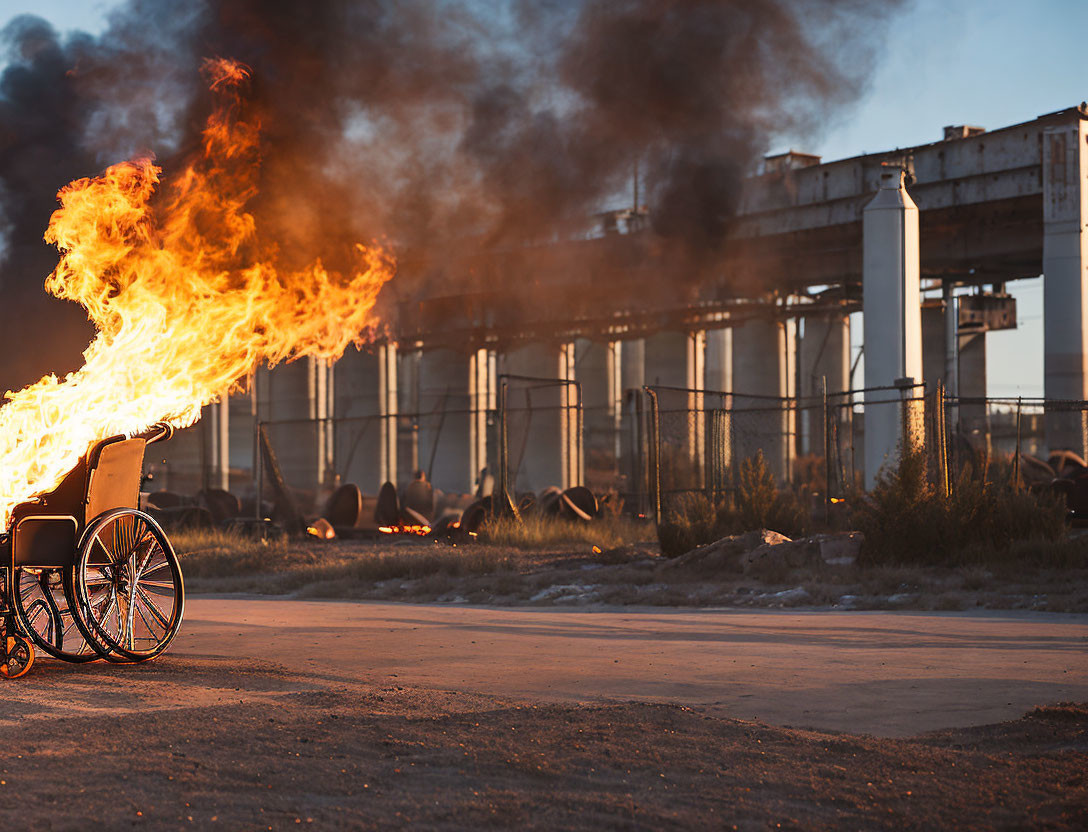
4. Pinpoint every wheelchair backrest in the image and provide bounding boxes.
[11,434,150,568]
[85,438,146,523]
